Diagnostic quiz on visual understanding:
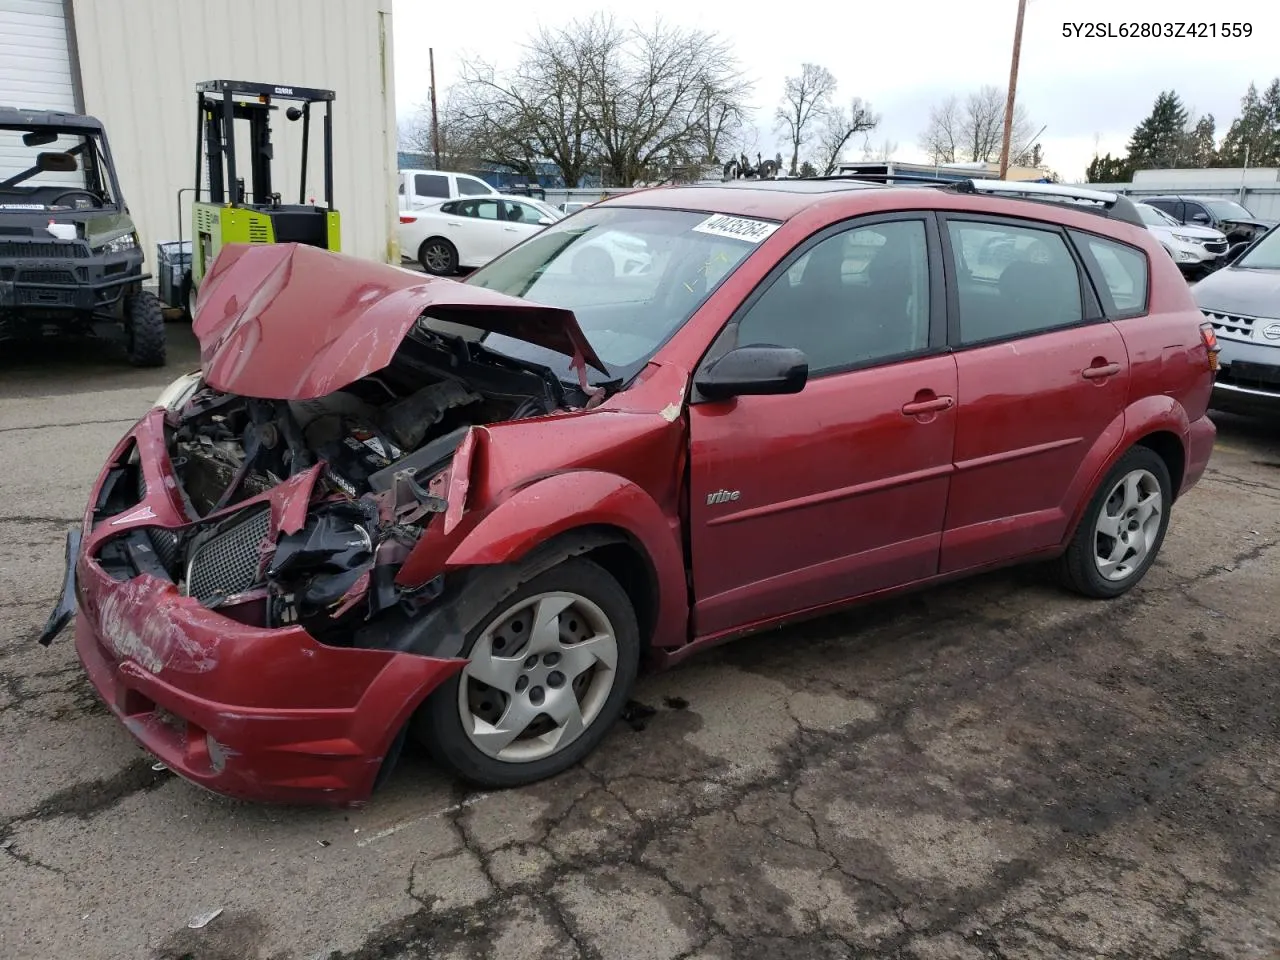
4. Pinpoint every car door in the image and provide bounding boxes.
[688,215,957,638]
[450,198,504,265]
[937,214,1129,574]
[1183,201,1213,228]
[501,200,551,246]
